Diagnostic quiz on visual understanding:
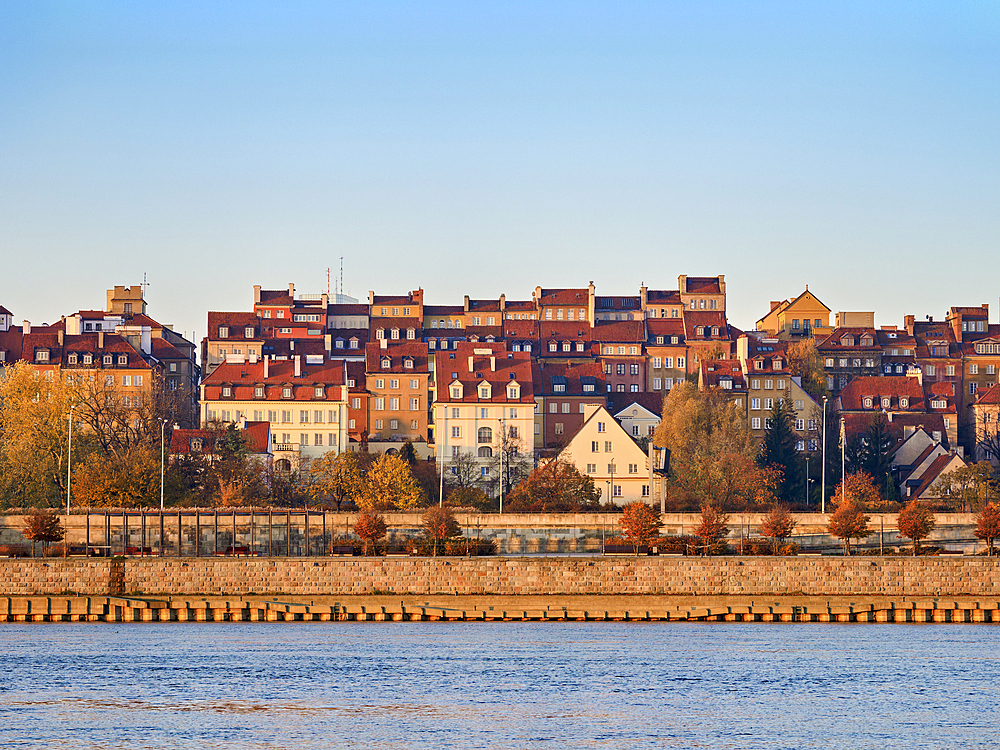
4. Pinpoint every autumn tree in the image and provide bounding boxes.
[618,502,662,555]
[931,462,993,512]
[422,505,460,556]
[72,446,161,508]
[506,458,601,512]
[0,361,82,507]
[863,413,897,504]
[896,499,936,555]
[22,509,65,557]
[446,486,493,511]
[354,512,387,556]
[695,504,730,555]
[358,453,424,510]
[447,450,483,490]
[759,506,797,553]
[485,429,533,499]
[653,381,763,510]
[787,339,828,401]
[305,450,363,510]
[827,499,871,555]
[831,472,886,511]
[974,502,1000,555]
